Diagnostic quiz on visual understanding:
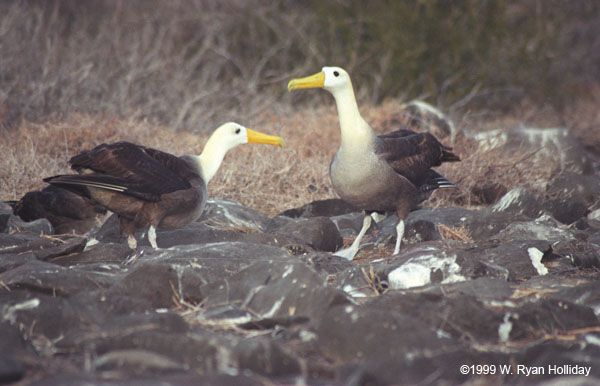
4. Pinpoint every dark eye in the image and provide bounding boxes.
[333,71,339,77]
[235,128,241,134]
